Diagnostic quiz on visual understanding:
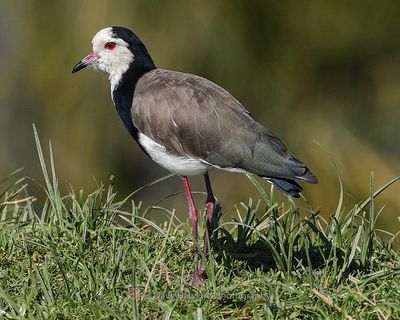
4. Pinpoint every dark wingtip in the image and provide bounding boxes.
[301,168,318,184]
[265,177,303,198]
[287,190,301,198]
